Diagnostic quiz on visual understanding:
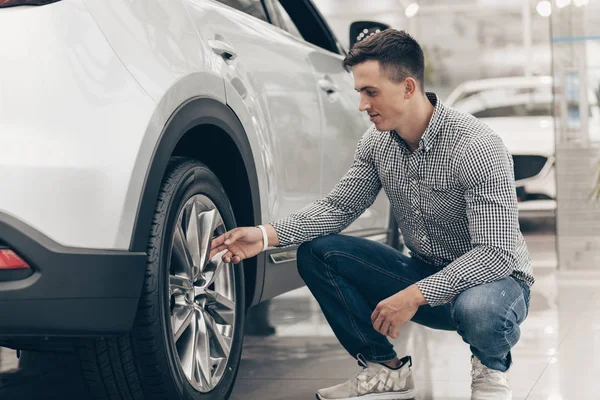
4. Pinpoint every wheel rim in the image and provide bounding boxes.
[168,194,236,393]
